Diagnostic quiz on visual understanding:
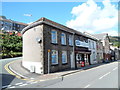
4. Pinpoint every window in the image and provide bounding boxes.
[69,35,73,46]
[61,33,66,45]
[51,50,58,64]
[51,30,57,43]
[62,51,67,64]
